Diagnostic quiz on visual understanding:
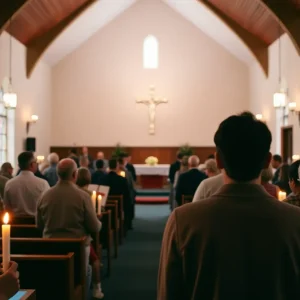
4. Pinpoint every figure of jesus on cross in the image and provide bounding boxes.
[136,85,168,135]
